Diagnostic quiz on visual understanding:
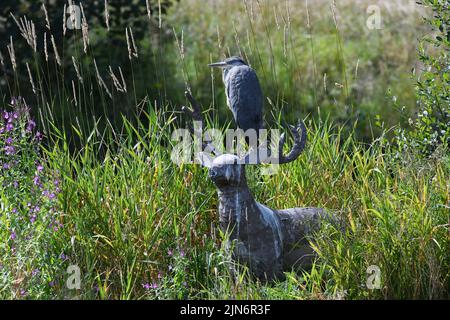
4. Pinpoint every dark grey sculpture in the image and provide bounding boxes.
[183,92,325,281]
[208,56,263,134]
